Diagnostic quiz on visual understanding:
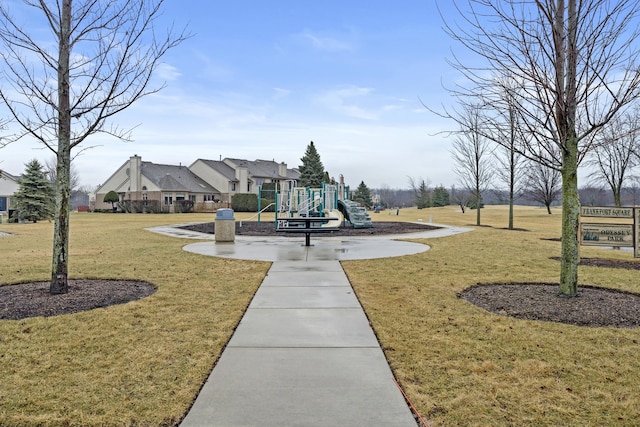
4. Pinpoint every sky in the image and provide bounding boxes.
[0,0,463,190]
